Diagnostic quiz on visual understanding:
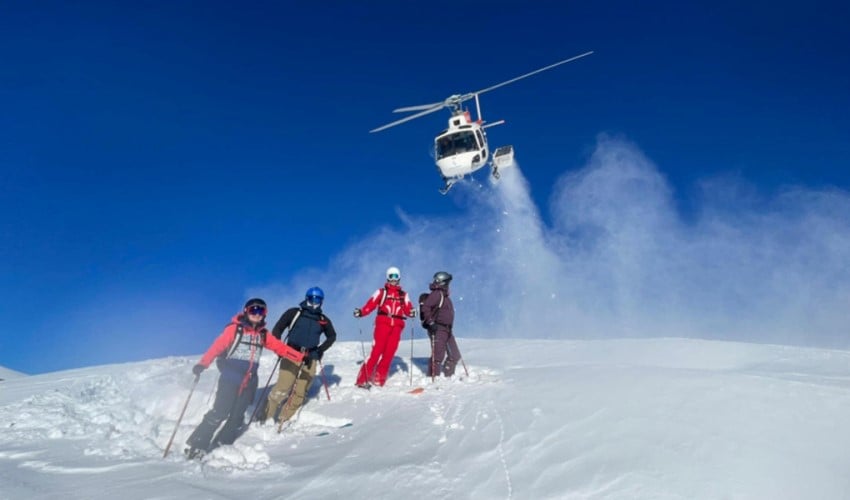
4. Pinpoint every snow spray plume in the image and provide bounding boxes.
[262,136,850,348]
